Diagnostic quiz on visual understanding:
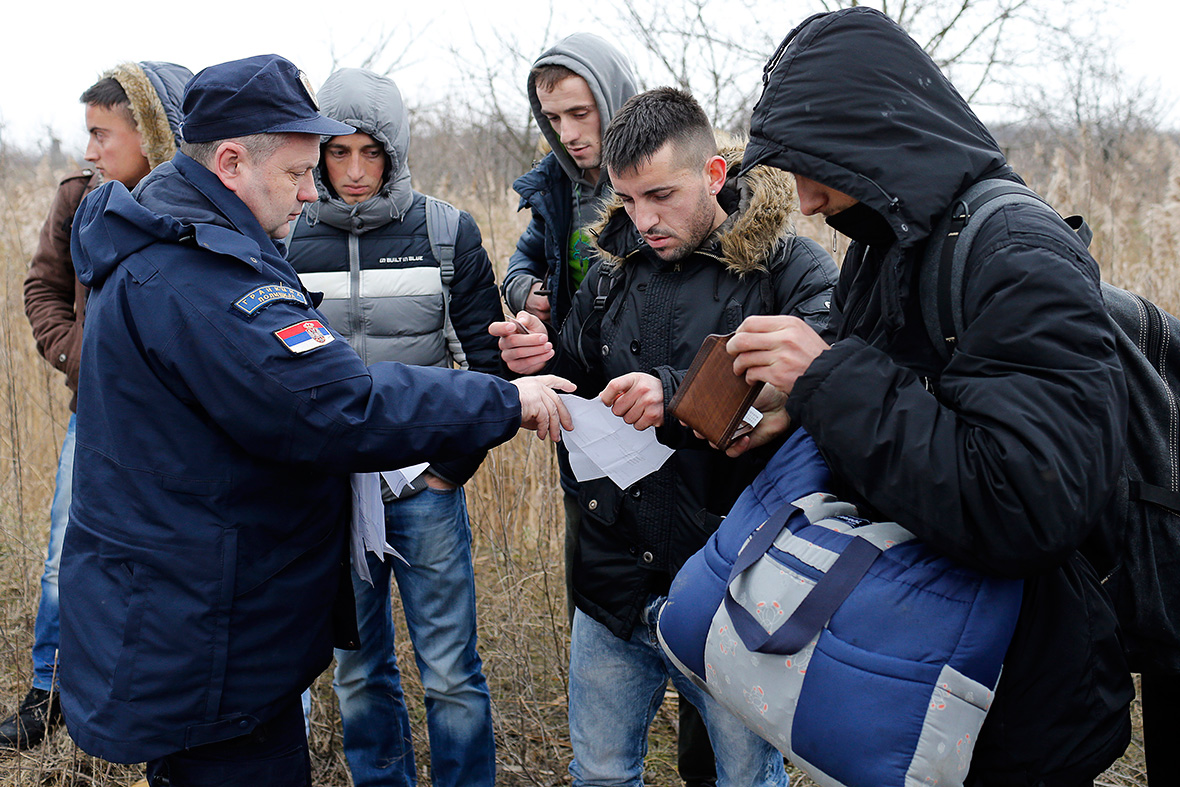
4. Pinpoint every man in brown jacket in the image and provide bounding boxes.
[4,61,191,751]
